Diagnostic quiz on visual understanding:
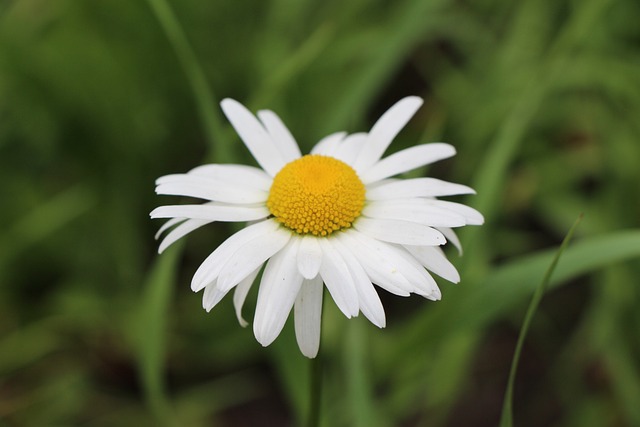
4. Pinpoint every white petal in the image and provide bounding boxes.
[318,238,359,318]
[296,235,323,279]
[353,217,446,246]
[187,164,272,192]
[366,178,476,200]
[156,175,268,204]
[202,281,229,312]
[158,218,213,254]
[154,217,185,240]
[233,266,262,327]
[294,276,324,358]
[343,230,440,298]
[332,238,386,328]
[150,203,270,222]
[361,143,456,184]
[191,219,280,292]
[311,132,346,156]
[352,233,438,296]
[253,240,304,347]
[362,200,467,228]
[257,109,302,162]
[430,285,442,301]
[437,227,462,255]
[426,200,484,225]
[403,245,460,283]
[353,97,423,173]
[390,247,441,299]
[216,226,291,293]
[337,231,412,296]
[332,132,368,166]
[220,98,286,176]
